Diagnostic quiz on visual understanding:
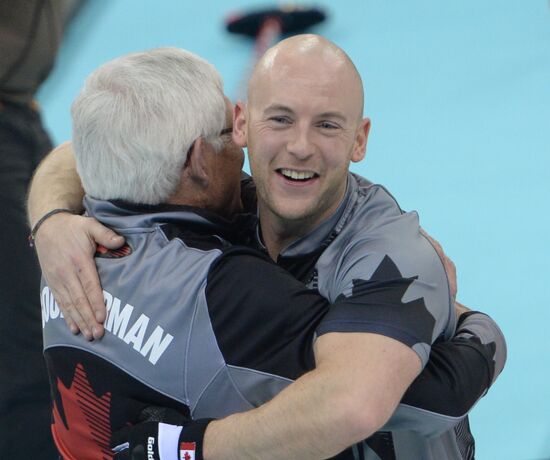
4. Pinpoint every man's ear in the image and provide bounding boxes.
[351,118,371,163]
[232,101,248,148]
[184,138,209,186]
